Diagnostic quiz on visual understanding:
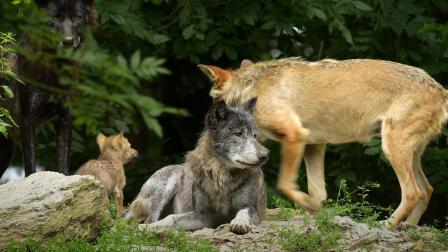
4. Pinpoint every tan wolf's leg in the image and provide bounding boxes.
[113,187,125,216]
[304,144,327,206]
[381,122,422,228]
[404,143,433,226]
[265,111,321,212]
